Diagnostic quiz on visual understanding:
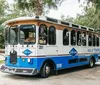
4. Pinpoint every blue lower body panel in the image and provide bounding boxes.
[2,54,98,75]
[36,55,89,70]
